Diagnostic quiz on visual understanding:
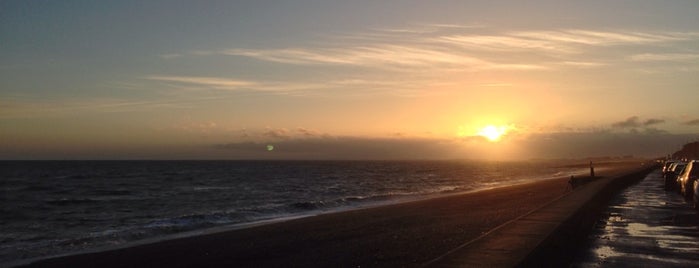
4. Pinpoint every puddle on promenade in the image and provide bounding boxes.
[571,170,699,267]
